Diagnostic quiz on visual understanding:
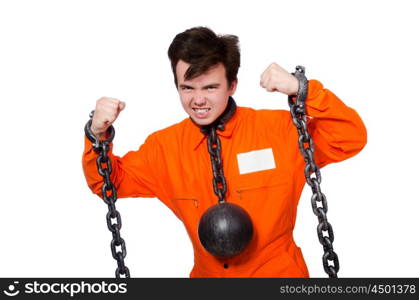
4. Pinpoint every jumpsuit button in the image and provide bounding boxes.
[223,263,229,269]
